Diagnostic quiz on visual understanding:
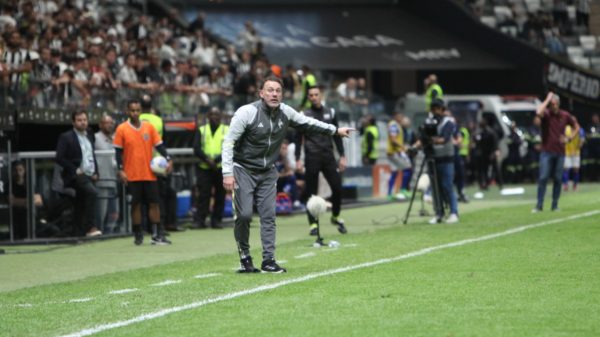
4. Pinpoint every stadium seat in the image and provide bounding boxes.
[579,36,597,53]
[567,46,584,58]
[571,56,591,68]
[481,16,498,28]
[524,0,540,13]
[566,5,576,22]
[590,57,600,70]
[493,5,513,21]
